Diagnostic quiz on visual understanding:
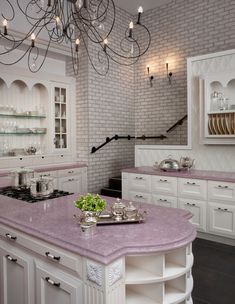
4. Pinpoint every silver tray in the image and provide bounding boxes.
[74,211,146,226]
[98,211,146,225]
